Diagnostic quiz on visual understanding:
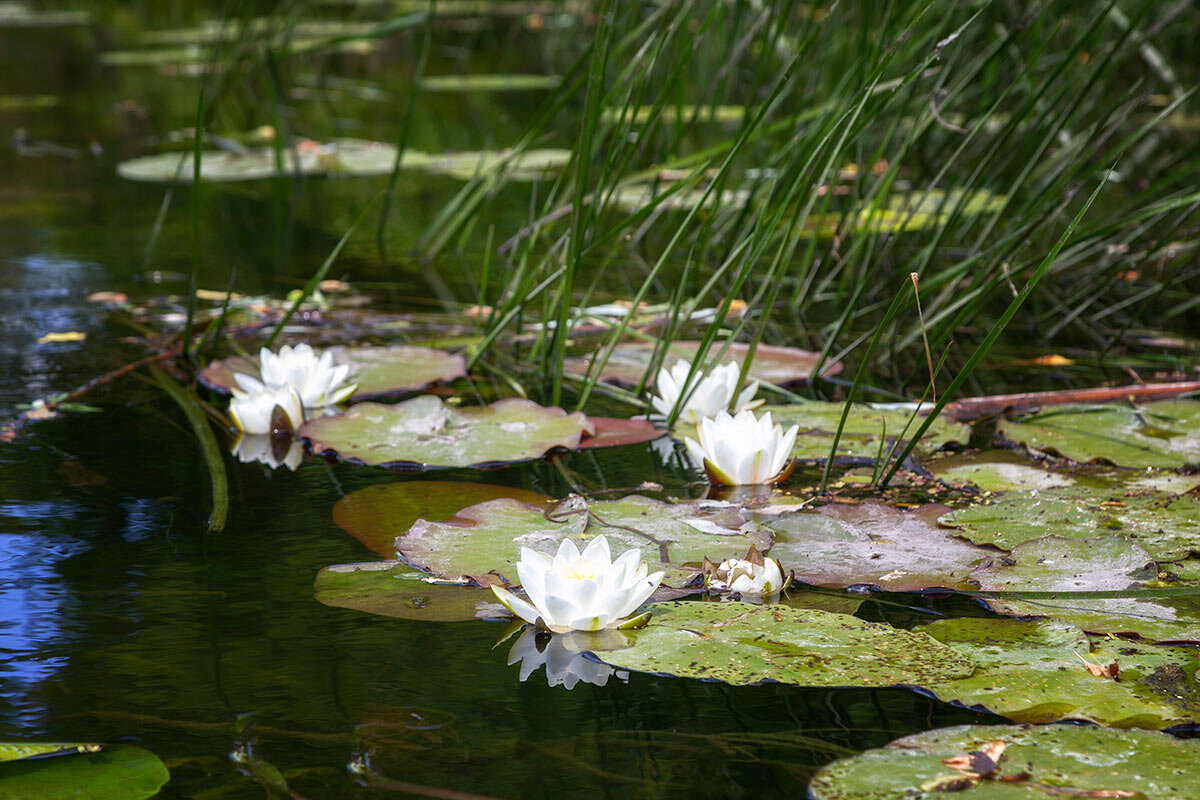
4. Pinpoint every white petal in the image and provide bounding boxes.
[490,586,542,627]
